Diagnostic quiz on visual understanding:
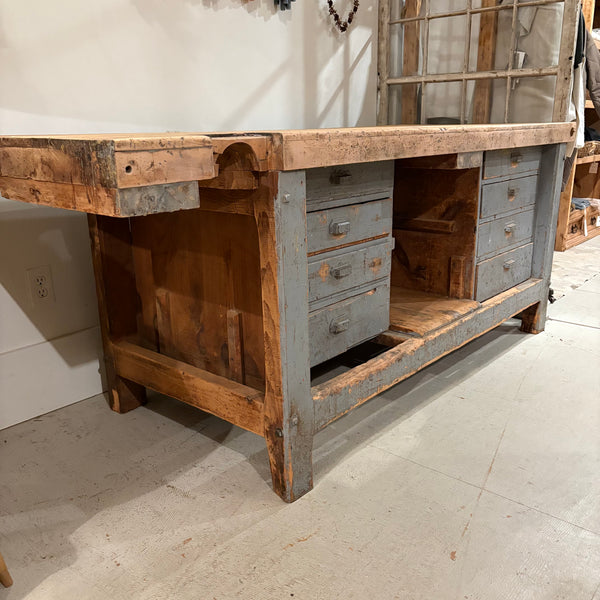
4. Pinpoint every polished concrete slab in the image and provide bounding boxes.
[1,245,599,599]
